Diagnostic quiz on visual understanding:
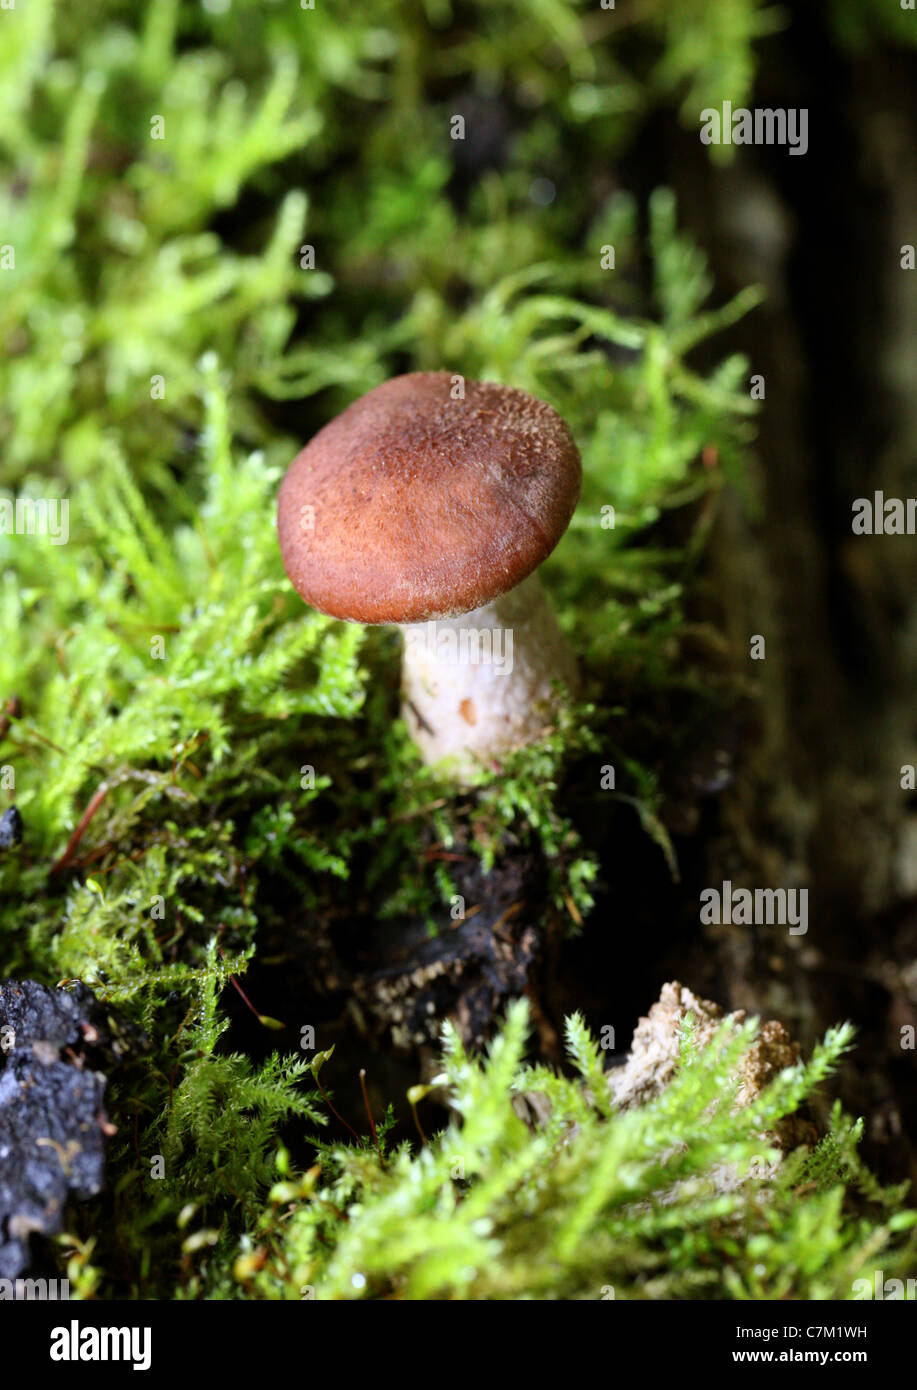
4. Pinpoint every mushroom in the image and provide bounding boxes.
[276,371,581,779]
